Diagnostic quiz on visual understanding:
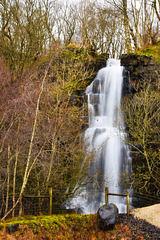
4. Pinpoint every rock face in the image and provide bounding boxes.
[121,54,160,90]
[97,203,119,230]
